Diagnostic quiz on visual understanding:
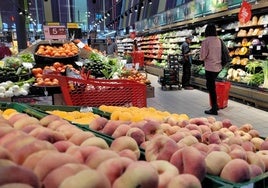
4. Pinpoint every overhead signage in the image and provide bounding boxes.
[238,0,252,24]
[43,25,67,40]
[47,22,60,26]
